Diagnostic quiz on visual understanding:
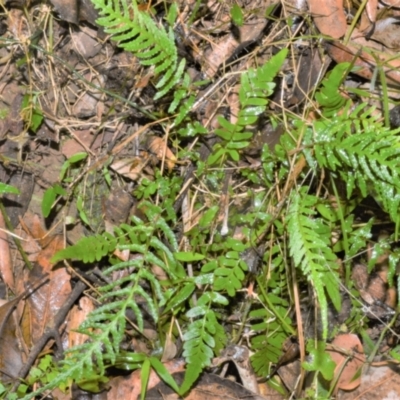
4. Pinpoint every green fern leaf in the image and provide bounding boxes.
[181,314,215,393]
[209,49,287,165]
[287,189,340,339]
[91,0,186,101]
[315,63,349,116]
[313,103,400,201]
[51,232,117,263]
